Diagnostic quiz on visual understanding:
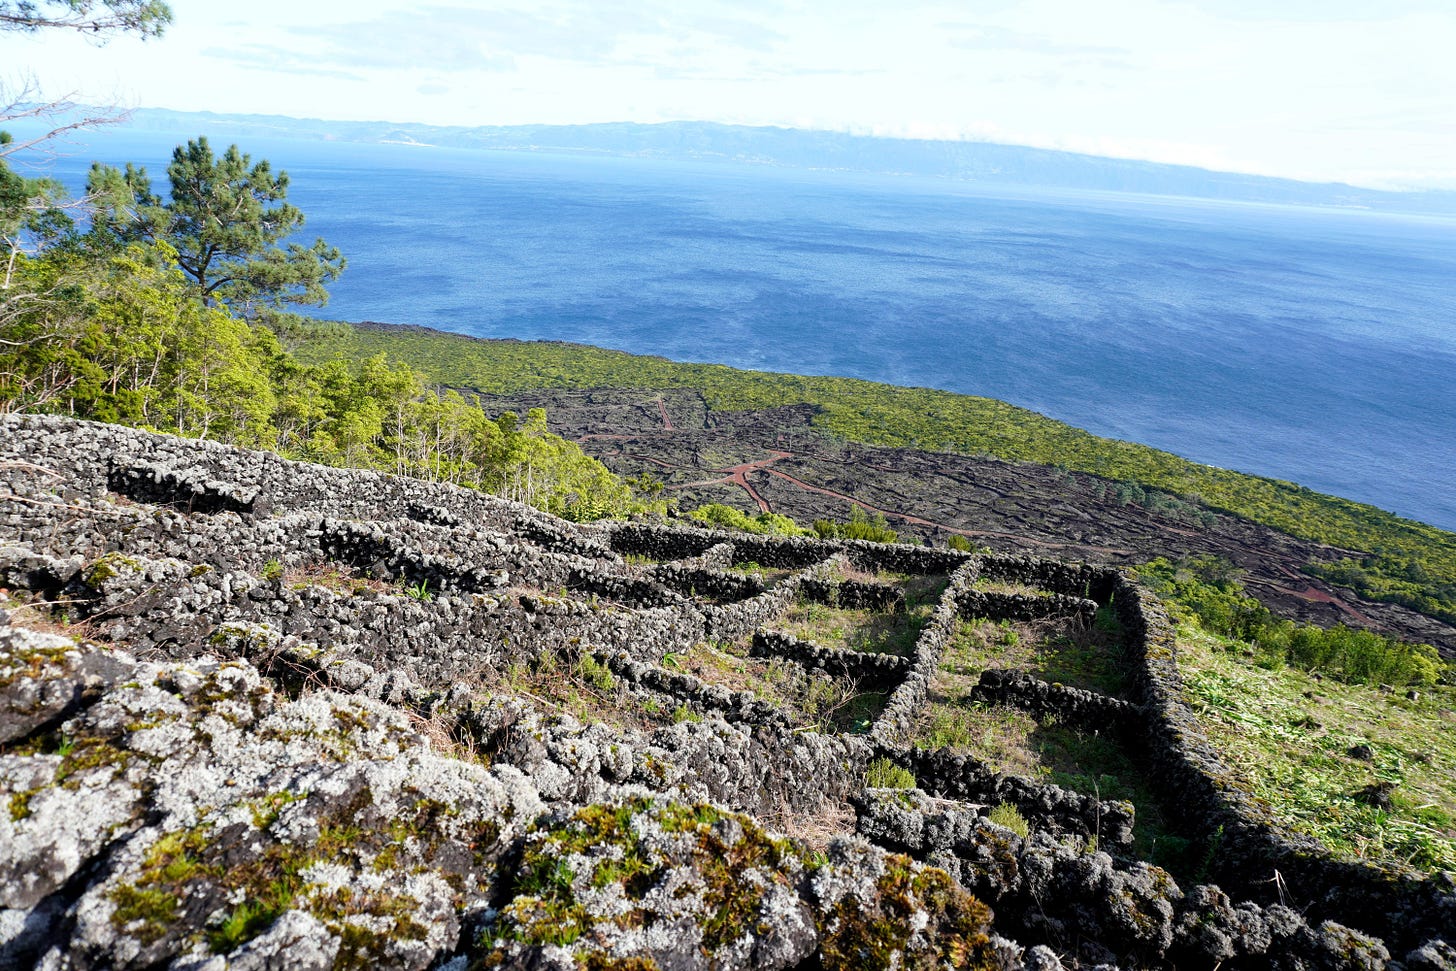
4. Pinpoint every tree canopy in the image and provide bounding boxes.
[0,1,172,37]
[0,146,69,288]
[87,137,346,315]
